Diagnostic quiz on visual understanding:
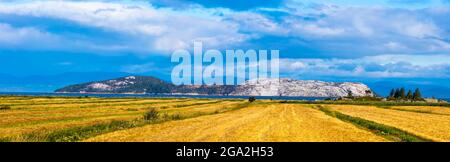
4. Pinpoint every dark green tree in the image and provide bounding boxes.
[248,97,256,102]
[406,90,413,100]
[399,88,406,99]
[394,88,400,99]
[413,88,422,101]
[347,91,353,98]
[389,89,395,98]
